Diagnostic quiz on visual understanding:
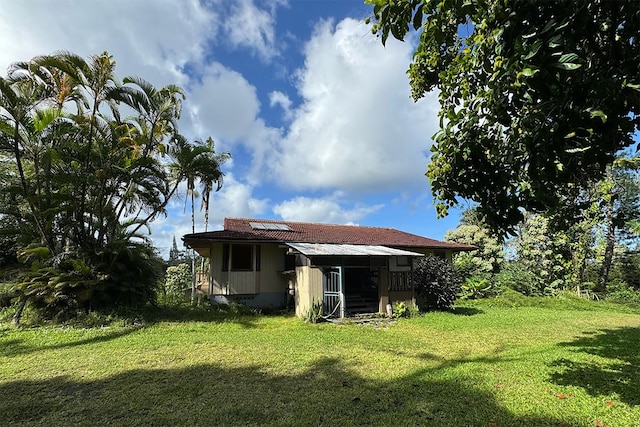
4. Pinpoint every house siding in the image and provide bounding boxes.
[199,232,457,315]
[208,242,289,309]
[293,263,323,317]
